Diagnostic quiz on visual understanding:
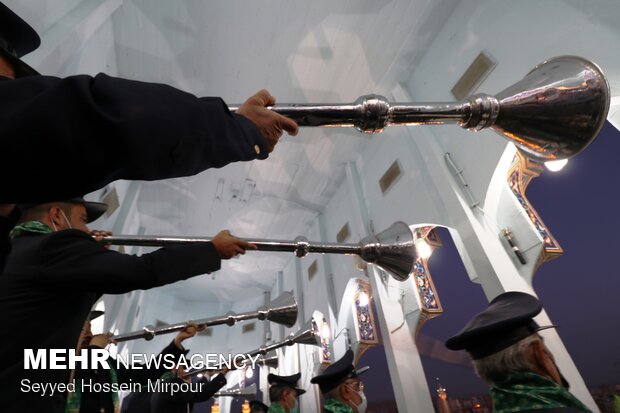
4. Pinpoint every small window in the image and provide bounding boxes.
[379,160,402,194]
[308,260,318,281]
[336,223,350,243]
[451,51,497,100]
[242,322,256,334]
